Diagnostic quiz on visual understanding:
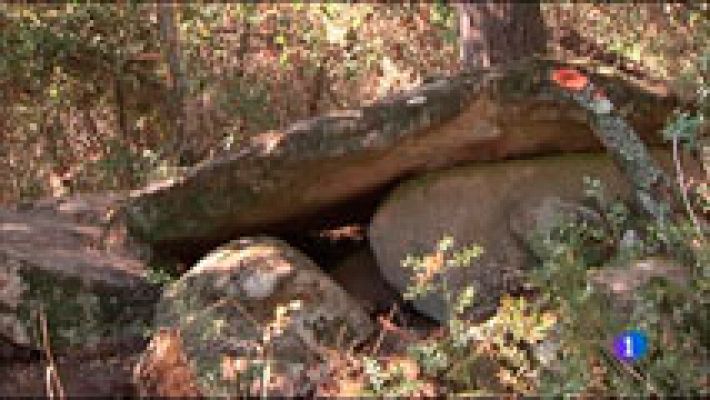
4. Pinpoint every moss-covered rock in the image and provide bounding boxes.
[0,205,159,352]
[124,58,678,250]
[136,236,373,397]
[368,150,699,323]
[509,196,609,264]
